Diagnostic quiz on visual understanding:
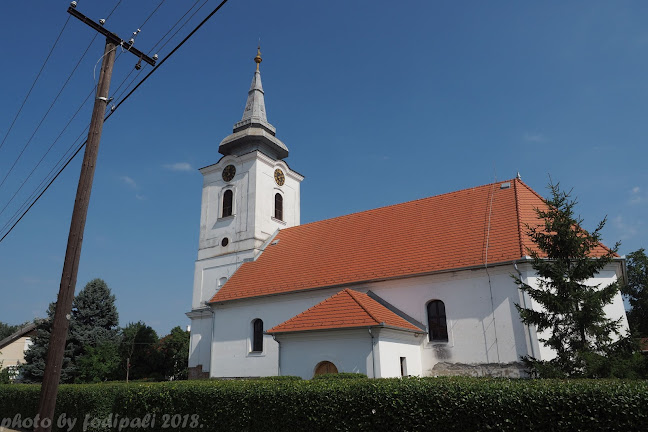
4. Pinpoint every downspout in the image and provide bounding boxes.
[272,334,281,376]
[368,328,376,378]
[210,307,215,377]
[514,262,536,359]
